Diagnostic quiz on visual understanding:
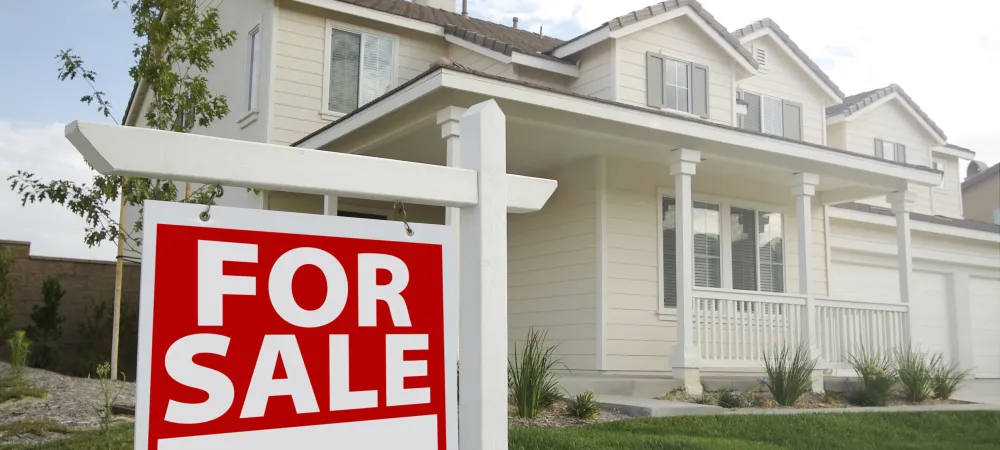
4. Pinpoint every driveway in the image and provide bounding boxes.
[954,379,1000,406]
